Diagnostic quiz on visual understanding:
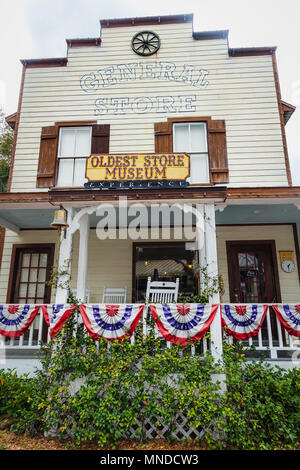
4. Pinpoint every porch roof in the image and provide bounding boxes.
[0,203,299,232]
